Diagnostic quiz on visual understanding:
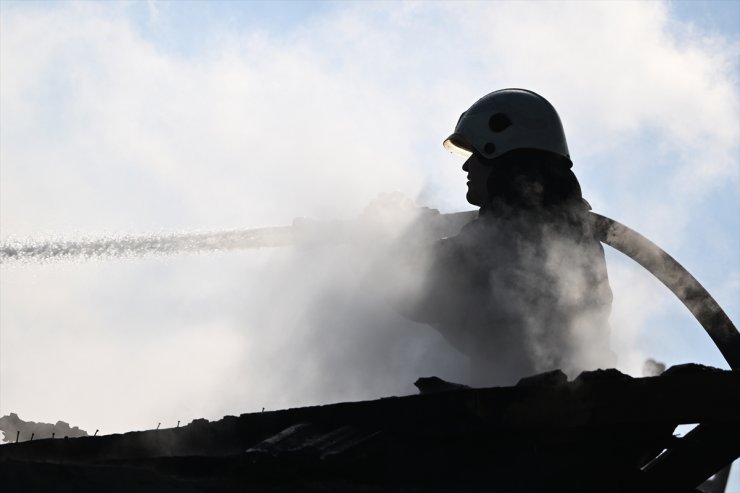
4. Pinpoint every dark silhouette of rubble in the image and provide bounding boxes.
[0,413,88,444]
[0,365,737,492]
[413,376,471,394]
